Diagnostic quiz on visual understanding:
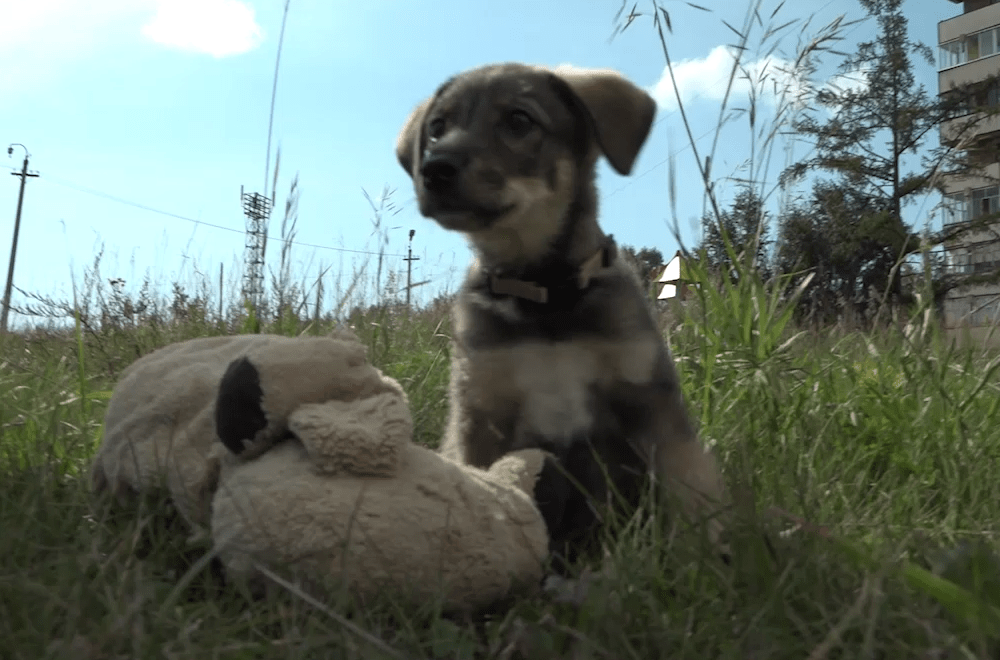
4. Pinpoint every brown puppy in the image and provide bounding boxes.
[396,63,726,566]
